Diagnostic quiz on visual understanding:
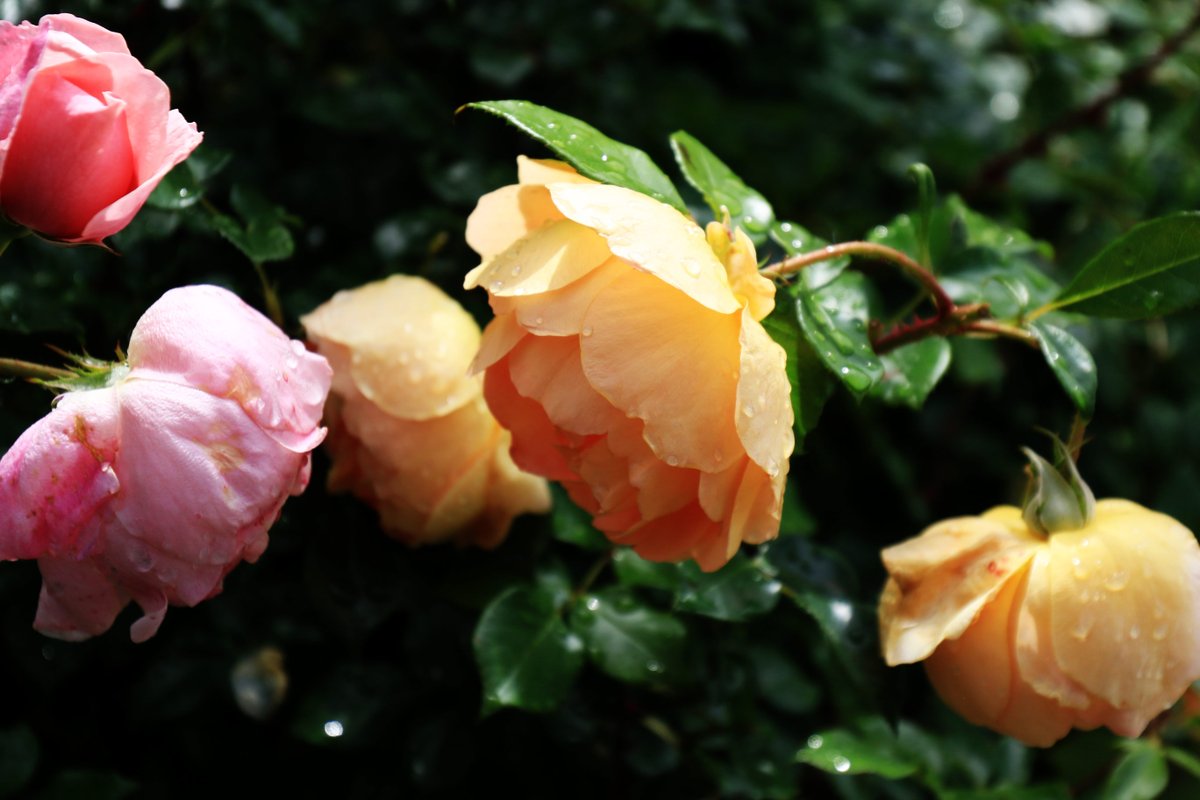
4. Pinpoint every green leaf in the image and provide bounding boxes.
[794,271,883,398]
[1053,212,1200,318]
[1165,747,1200,781]
[871,337,951,409]
[770,220,848,290]
[207,187,295,266]
[0,725,37,797]
[612,548,683,591]
[1030,321,1097,419]
[551,485,610,551]
[669,130,773,239]
[908,162,937,268]
[465,100,686,212]
[146,162,202,211]
[798,721,920,779]
[570,587,687,684]
[939,247,1061,321]
[747,645,820,715]
[674,554,782,621]
[473,585,582,715]
[1103,741,1168,800]
[762,297,835,451]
